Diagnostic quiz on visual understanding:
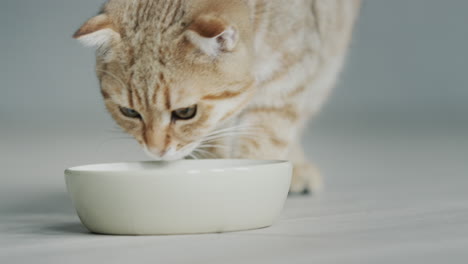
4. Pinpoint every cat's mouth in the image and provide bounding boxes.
[143,143,199,161]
